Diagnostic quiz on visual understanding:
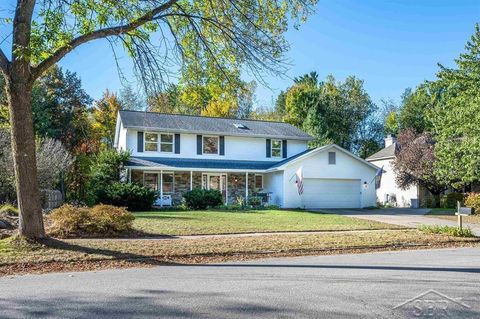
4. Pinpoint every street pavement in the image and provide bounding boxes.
[0,247,479,318]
